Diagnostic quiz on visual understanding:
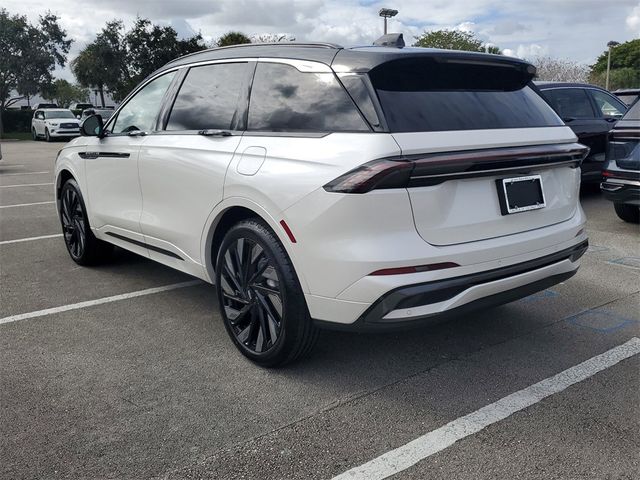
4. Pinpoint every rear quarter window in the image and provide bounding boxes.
[369,57,563,133]
[248,62,369,133]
